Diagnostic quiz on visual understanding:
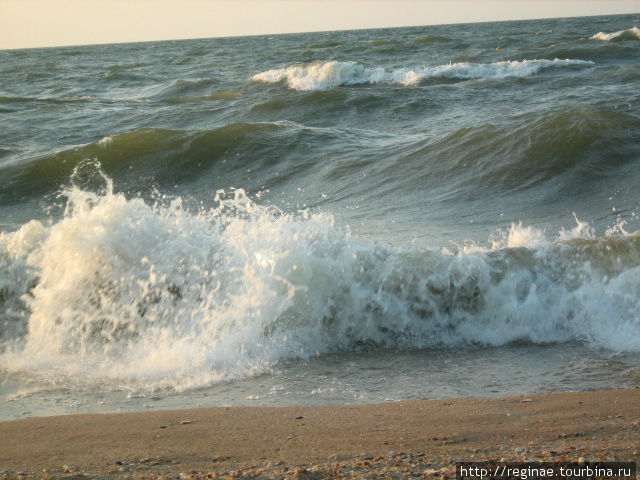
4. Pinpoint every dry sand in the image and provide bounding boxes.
[1,388,639,479]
